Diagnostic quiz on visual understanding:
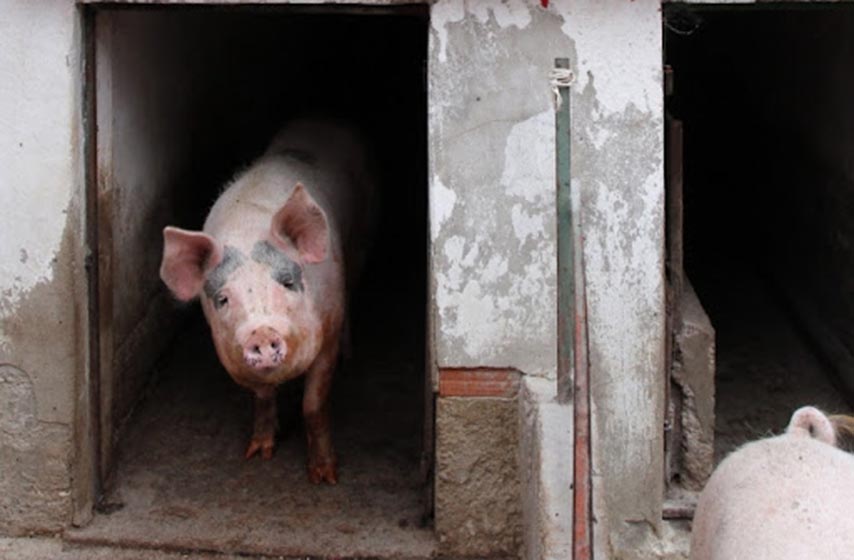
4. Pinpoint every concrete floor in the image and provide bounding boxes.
[2,536,503,560]
[1,537,268,560]
[67,282,435,558]
[692,265,852,463]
